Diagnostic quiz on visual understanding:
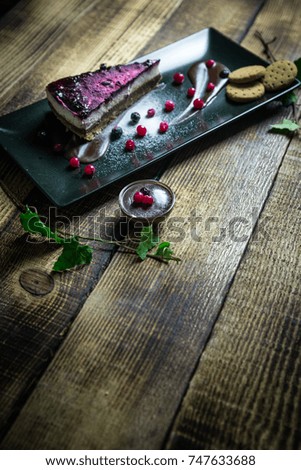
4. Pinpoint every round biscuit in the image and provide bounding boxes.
[228,65,266,84]
[226,81,265,103]
[263,60,298,92]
